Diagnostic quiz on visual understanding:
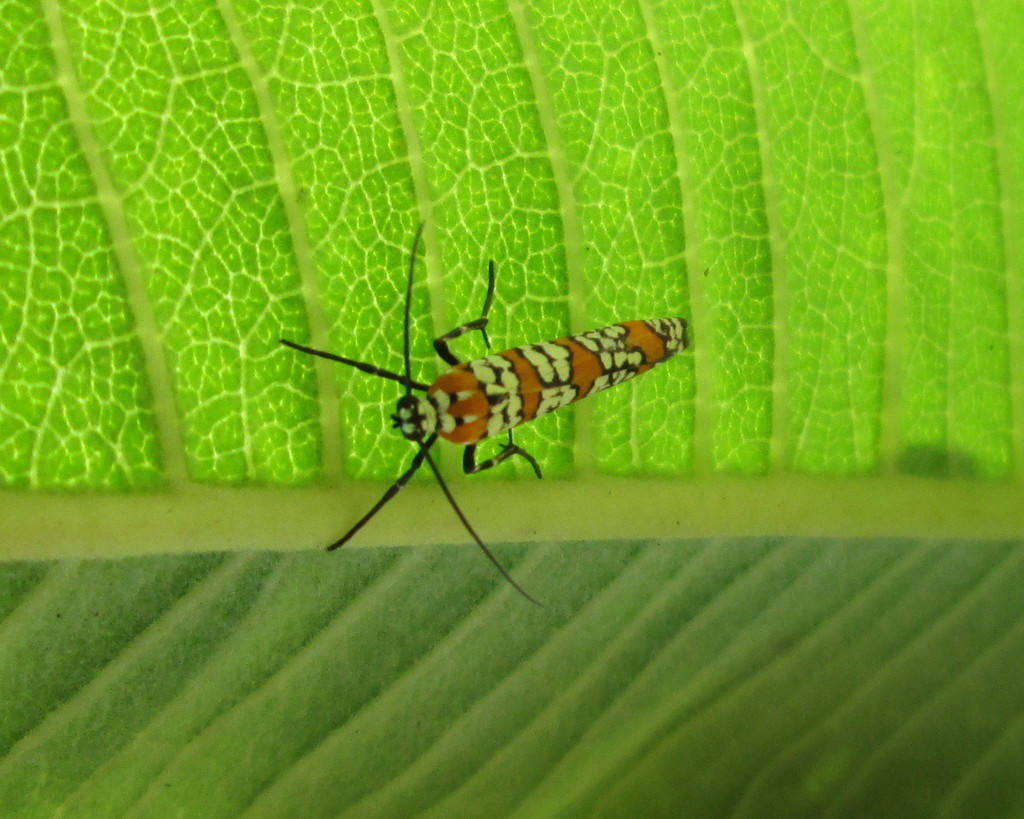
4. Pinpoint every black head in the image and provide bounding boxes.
[391,393,436,441]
